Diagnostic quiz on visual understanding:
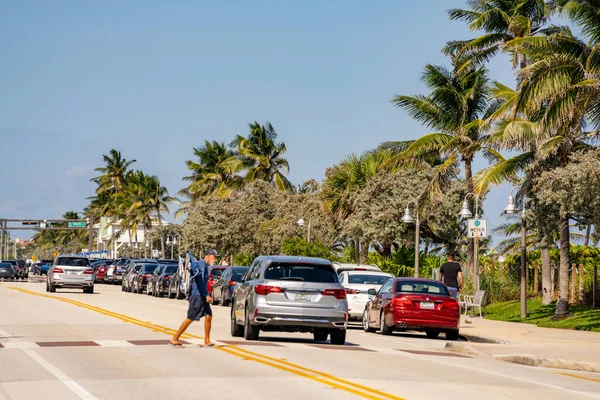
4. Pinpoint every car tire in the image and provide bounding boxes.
[243,306,259,341]
[168,284,176,299]
[425,330,440,339]
[231,306,243,337]
[330,329,346,345]
[446,330,459,341]
[147,285,153,296]
[379,312,392,335]
[84,286,94,294]
[157,288,164,298]
[45,281,49,292]
[313,331,328,342]
[49,282,56,293]
[362,310,376,333]
[121,284,125,292]
[211,289,219,306]
[176,283,184,300]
